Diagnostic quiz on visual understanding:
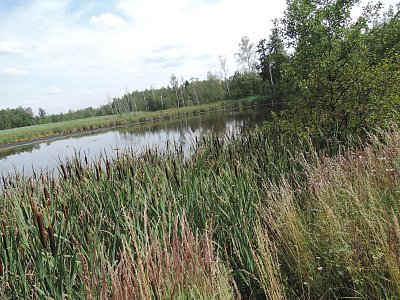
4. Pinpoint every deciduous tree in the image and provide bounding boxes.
[235,36,257,73]
[278,0,400,141]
